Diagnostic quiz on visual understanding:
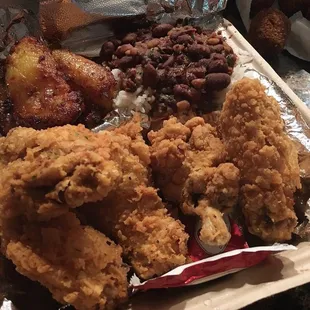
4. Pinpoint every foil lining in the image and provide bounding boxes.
[244,70,310,153]
[73,0,228,18]
[282,69,310,111]
[0,7,41,60]
[92,109,150,132]
[72,0,147,17]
